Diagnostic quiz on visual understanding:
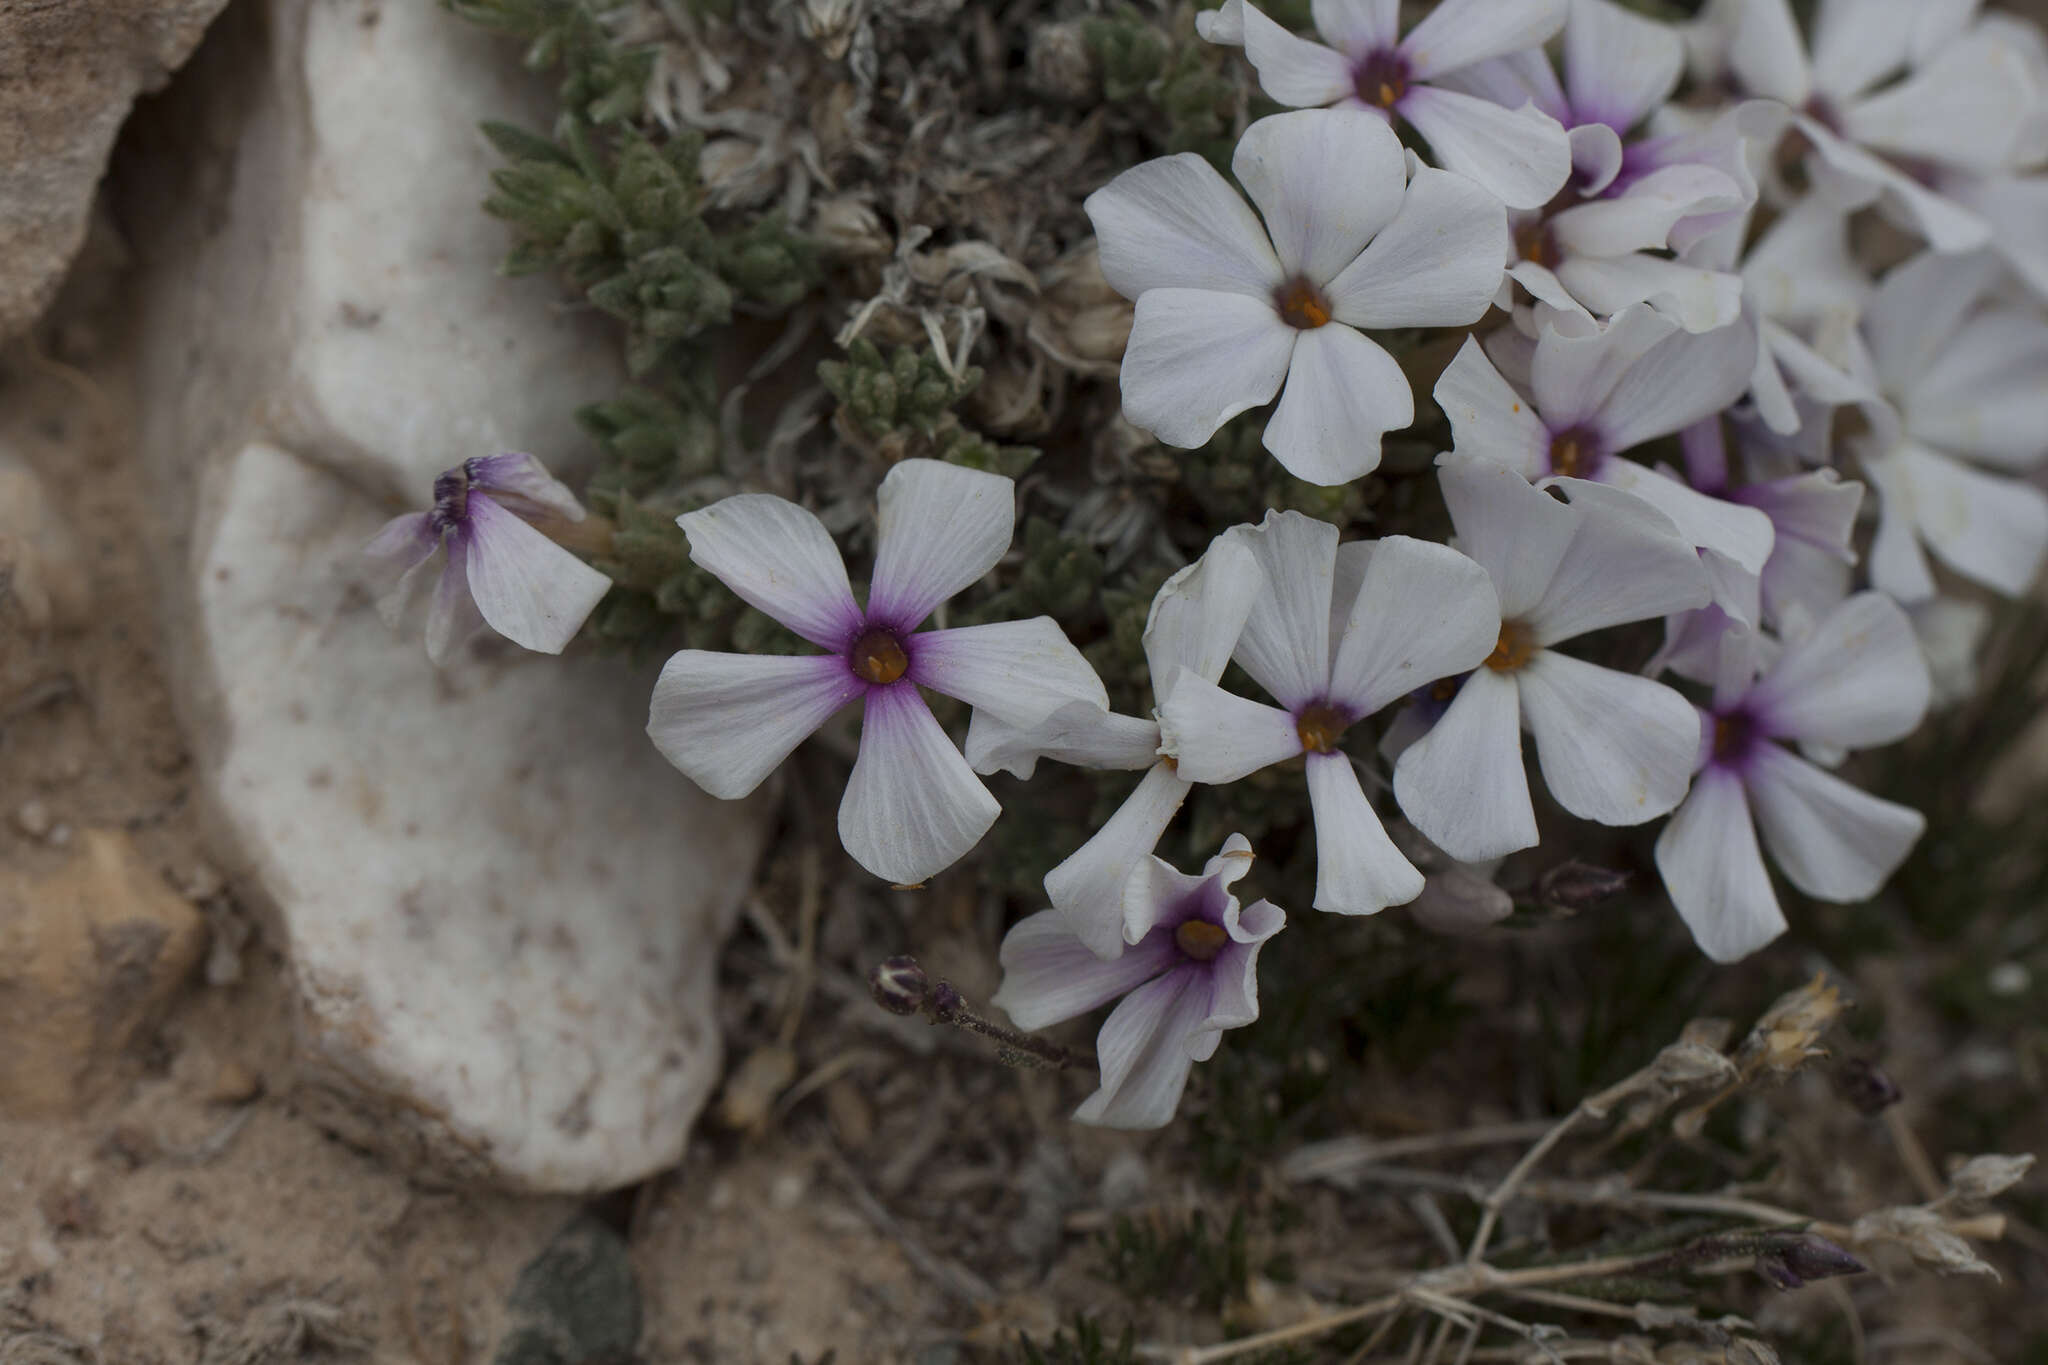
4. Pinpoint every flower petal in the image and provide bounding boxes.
[1564,0,1683,133]
[1748,592,1930,749]
[1842,33,2031,175]
[1860,250,1997,400]
[1589,461,1775,576]
[1400,0,1569,81]
[1434,337,1551,481]
[1526,481,1710,644]
[1529,302,1679,430]
[839,685,1000,884]
[1312,0,1400,55]
[1802,120,1990,253]
[1392,667,1539,862]
[1044,763,1196,960]
[681,493,860,648]
[1325,162,1509,327]
[1205,901,1284,1031]
[1725,0,1811,106]
[1145,535,1264,701]
[1396,85,1572,210]
[1261,324,1412,486]
[1743,743,1926,901]
[465,452,586,521]
[1223,509,1340,709]
[1882,443,2048,597]
[992,910,1181,1028]
[1156,674,1304,784]
[1552,255,1746,336]
[364,513,440,626]
[964,704,1159,780]
[647,650,860,799]
[1655,766,1785,963]
[1084,153,1284,299]
[1518,651,1700,825]
[868,459,1016,628]
[1075,968,1214,1129]
[1809,0,1921,99]
[1903,310,2048,471]
[1330,536,1501,716]
[1436,452,1578,621]
[1305,752,1425,913]
[461,496,613,655]
[913,616,1108,729]
[1232,109,1407,283]
[1239,2,1358,106]
[424,537,485,666]
[1121,289,1299,448]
